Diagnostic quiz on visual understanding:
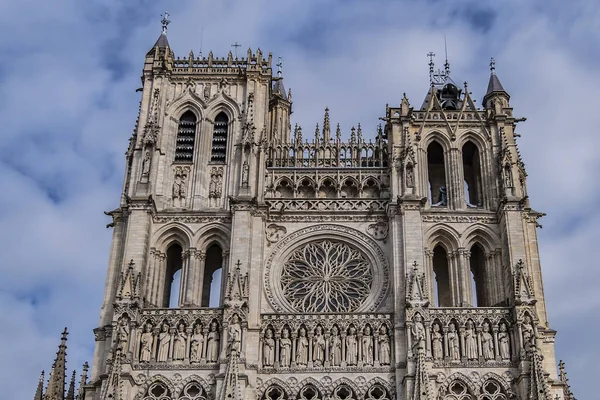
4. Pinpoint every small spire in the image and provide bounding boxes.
[350,126,356,144]
[287,88,292,102]
[45,328,69,400]
[357,123,362,142]
[77,362,89,399]
[490,57,496,74]
[276,56,283,77]
[336,123,341,143]
[444,35,450,76]
[160,11,170,35]
[323,107,331,142]
[427,52,435,83]
[65,371,76,400]
[34,370,44,400]
[314,123,320,143]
